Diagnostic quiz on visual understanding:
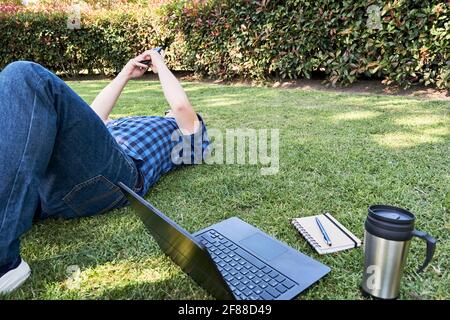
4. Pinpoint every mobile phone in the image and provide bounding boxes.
[139,47,163,66]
